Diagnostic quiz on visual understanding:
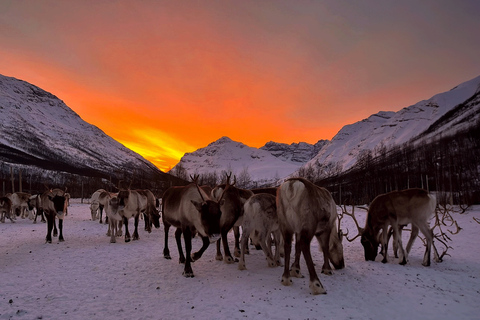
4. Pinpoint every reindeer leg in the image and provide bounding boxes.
[215,238,223,261]
[109,220,116,243]
[233,226,241,257]
[290,235,303,278]
[107,221,112,236]
[419,224,433,267]
[182,228,194,278]
[132,214,140,241]
[381,227,389,264]
[405,225,419,261]
[99,206,103,224]
[221,230,235,264]
[281,232,293,287]
[53,219,58,237]
[163,224,171,259]
[272,230,283,266]
[301,232,326,295]
[392,225,407,265]
[192,236,210,261]
[123,217,131,243]
[175,228,185,264]
[259,230,276,268]
[238,226,251,270]
[58,219,64,242]
[45,213,54,243]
